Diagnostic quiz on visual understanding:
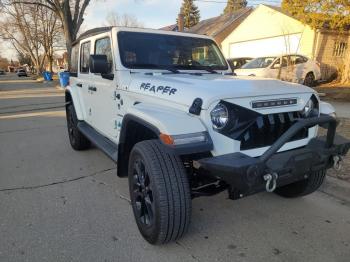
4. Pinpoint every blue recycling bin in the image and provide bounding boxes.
[46,72,53,81]
[43,71,53,81]
[42,71,48,81]
[59,72,70,88]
